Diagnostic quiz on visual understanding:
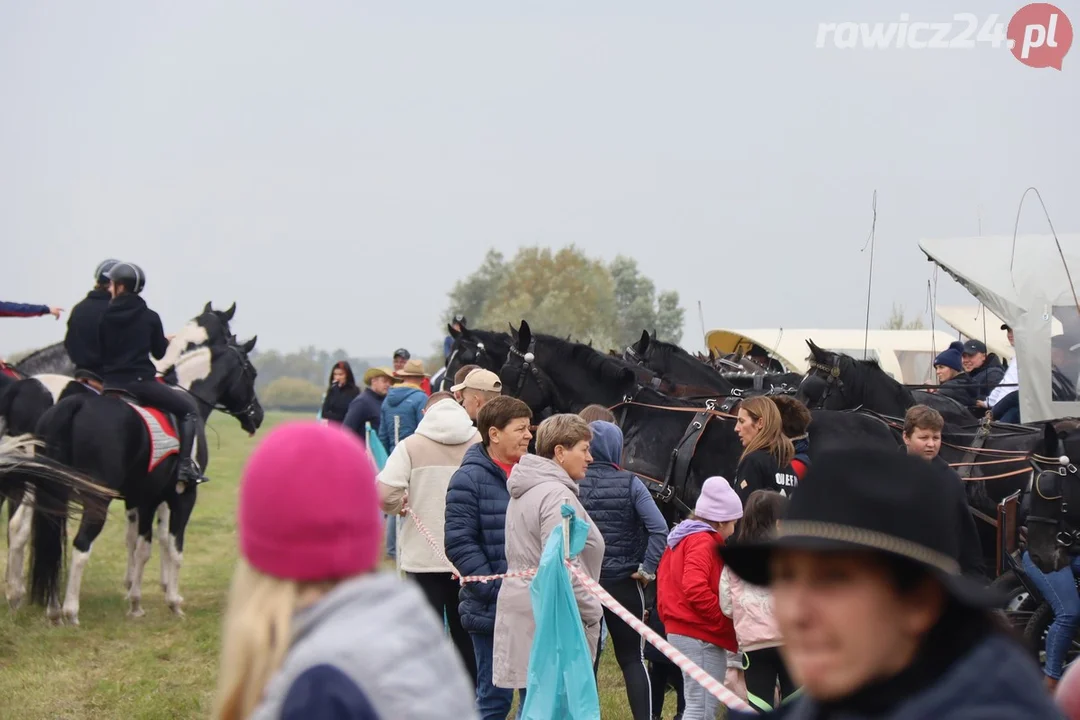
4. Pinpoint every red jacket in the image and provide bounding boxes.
[656,526,737,652]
